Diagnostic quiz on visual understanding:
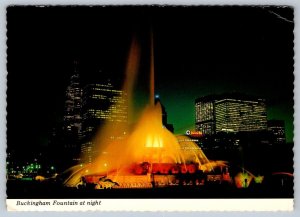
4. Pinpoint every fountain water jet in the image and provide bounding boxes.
[64,33,223,188]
